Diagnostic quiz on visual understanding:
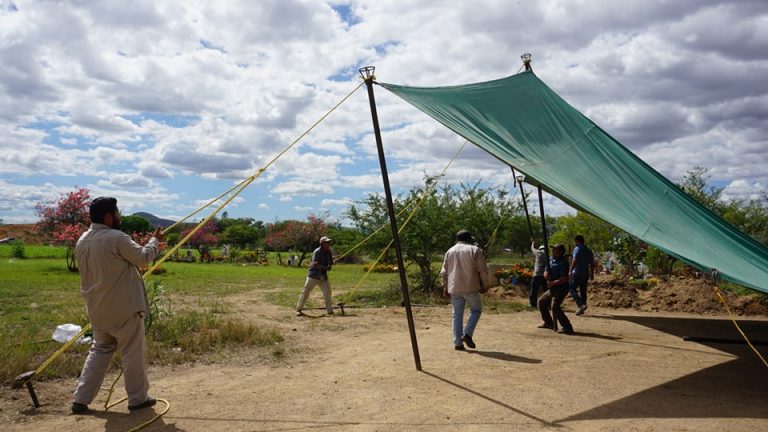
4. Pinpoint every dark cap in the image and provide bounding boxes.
[456,229,474,243]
